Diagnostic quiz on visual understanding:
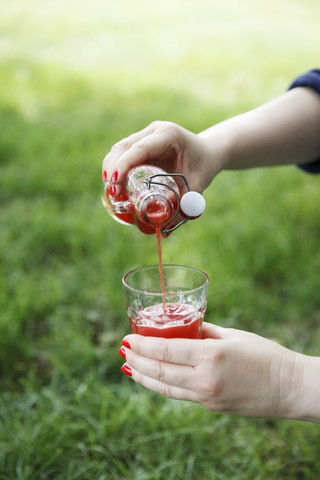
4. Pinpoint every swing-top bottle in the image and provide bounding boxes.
[103,165,180,234]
